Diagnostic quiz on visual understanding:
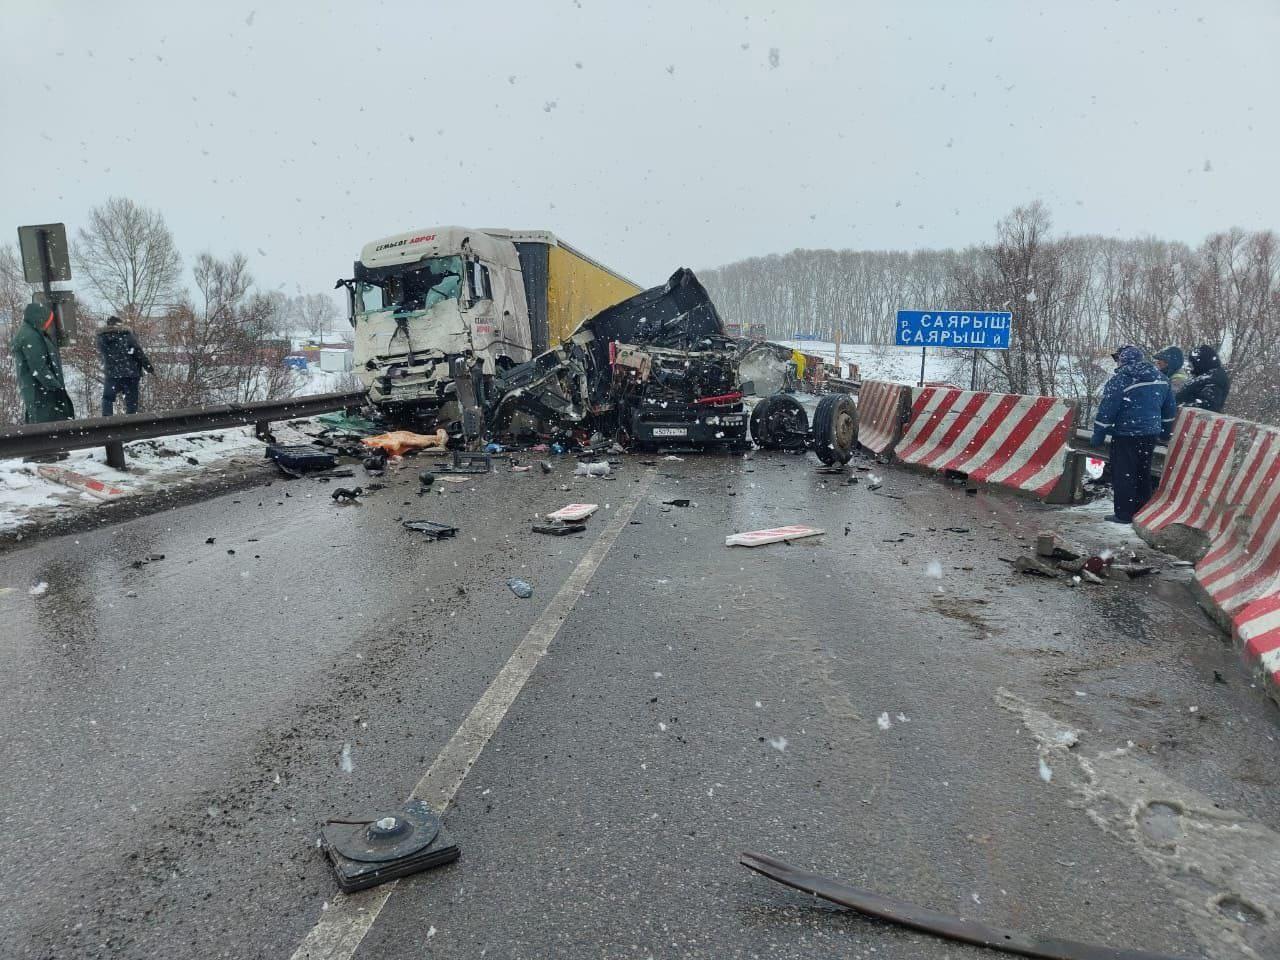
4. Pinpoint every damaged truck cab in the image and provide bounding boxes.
[339,227,640,424]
